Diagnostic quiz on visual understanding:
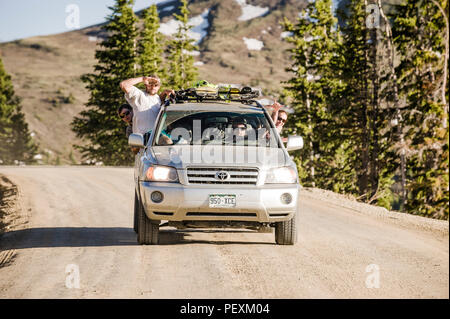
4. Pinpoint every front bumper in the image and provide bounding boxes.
[139,182,301,223]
